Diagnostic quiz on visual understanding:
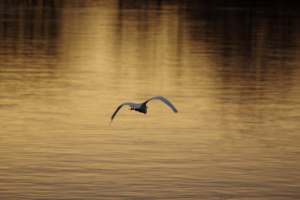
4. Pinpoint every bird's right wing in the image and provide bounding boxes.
[109,102,135,126]
[143,96,178,113]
